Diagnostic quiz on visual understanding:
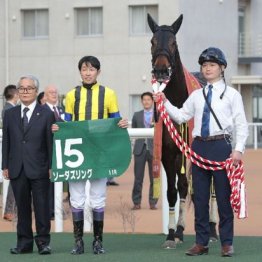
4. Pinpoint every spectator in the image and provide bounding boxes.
[44,84,65,220]
[131,92,158,210]
[37,91,46,105]
[2,85,19,221]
